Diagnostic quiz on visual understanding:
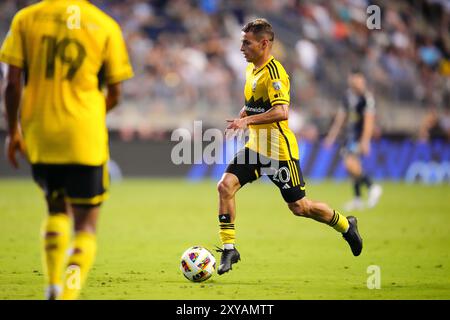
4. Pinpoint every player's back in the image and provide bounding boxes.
[0,0,132,165]
[17,0,115,95]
